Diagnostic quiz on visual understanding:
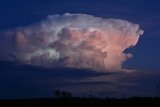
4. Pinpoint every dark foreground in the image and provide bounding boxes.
[0,97,160,107]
